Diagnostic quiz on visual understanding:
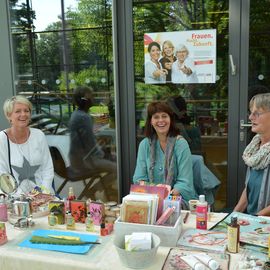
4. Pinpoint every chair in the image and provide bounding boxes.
[49,146,105,200]
[192,154,221,206]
